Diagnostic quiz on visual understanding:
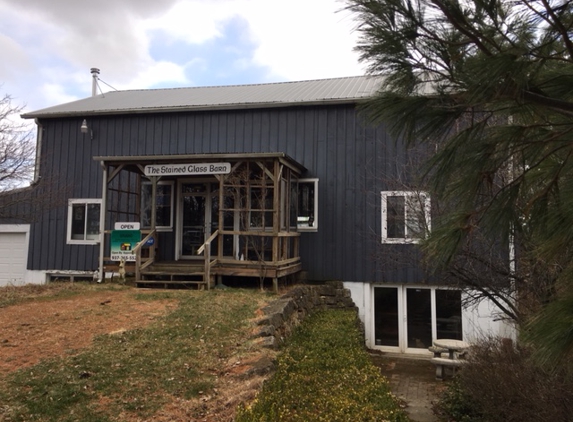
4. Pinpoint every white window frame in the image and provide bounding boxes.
[141,180,174,231]
[66,199,102,245]
[297,178,319,232]
[371,285,463,354]
[381,191,430,244]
